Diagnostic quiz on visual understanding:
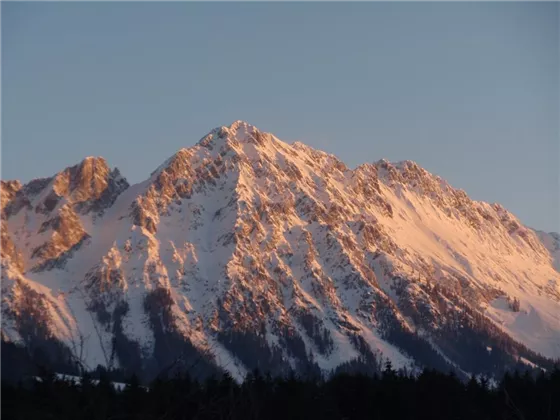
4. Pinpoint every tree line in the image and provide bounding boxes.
[3,362,560,420]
